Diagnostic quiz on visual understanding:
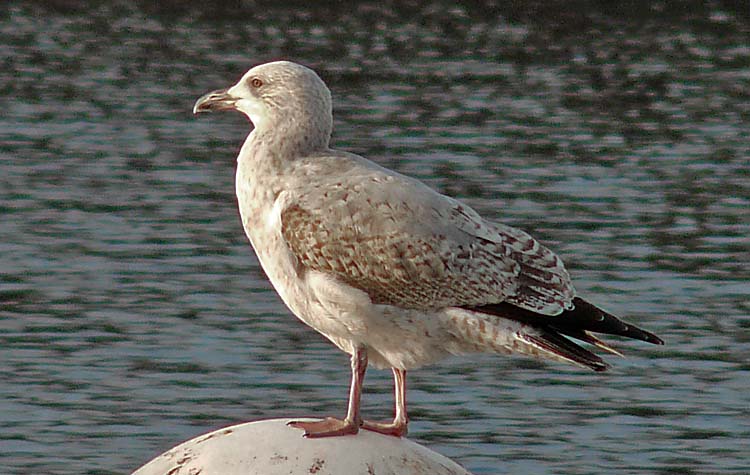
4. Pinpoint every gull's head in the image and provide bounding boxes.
[193,61,332,148]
